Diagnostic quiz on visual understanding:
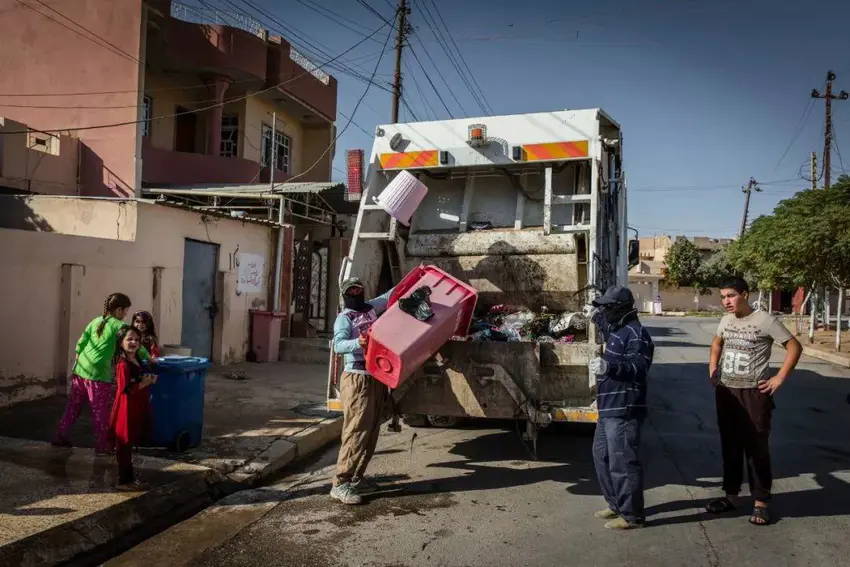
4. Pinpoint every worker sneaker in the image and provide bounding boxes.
[594,508,619,520]
[604,517,645,530]
[330,483,362,505]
